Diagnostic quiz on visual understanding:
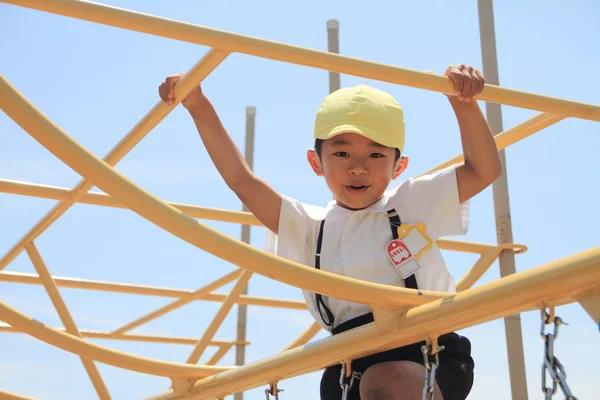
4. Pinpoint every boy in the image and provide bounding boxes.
[158,63,500,400]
